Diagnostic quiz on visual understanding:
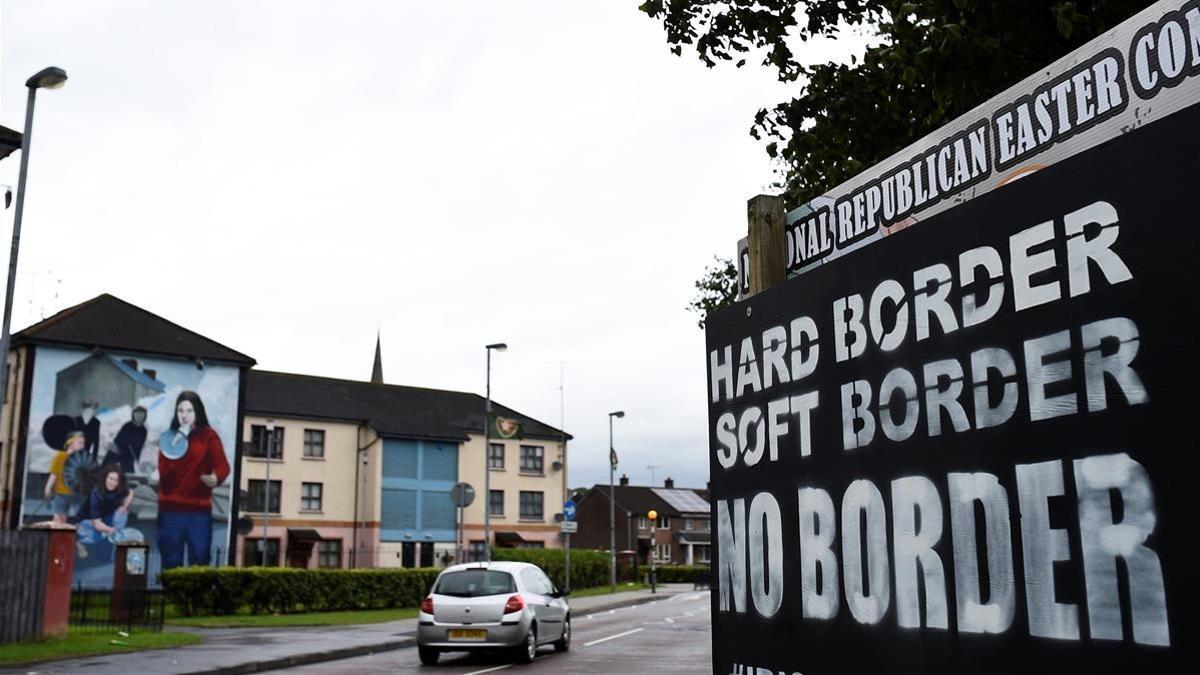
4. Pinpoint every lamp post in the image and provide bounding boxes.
[647,509,658,593]
[483,342,507,562]
[261,420,275,567]
[608,410,624,592]
[0,67,67,420]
